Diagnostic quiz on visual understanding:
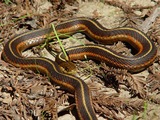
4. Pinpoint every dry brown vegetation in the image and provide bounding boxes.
[0,0,160,120]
